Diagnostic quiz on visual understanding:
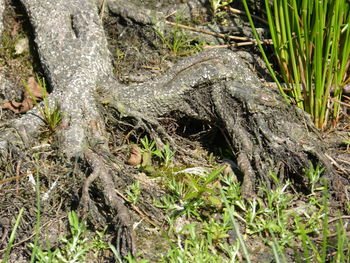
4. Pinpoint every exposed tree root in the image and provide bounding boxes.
[83,148,135,255]
[106,48,343,197]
